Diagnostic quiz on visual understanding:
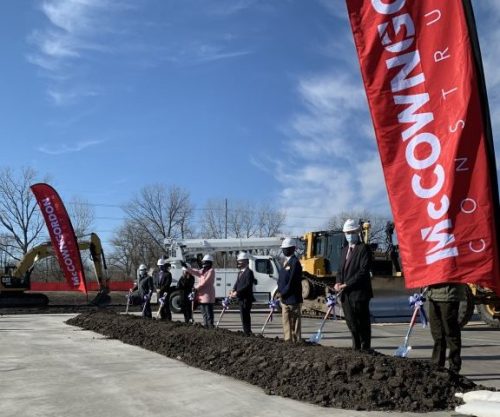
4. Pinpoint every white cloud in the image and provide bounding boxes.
[166,42,252,65]
[27,0,124,104]
[38,139,105,155]
[269,69,384,234]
